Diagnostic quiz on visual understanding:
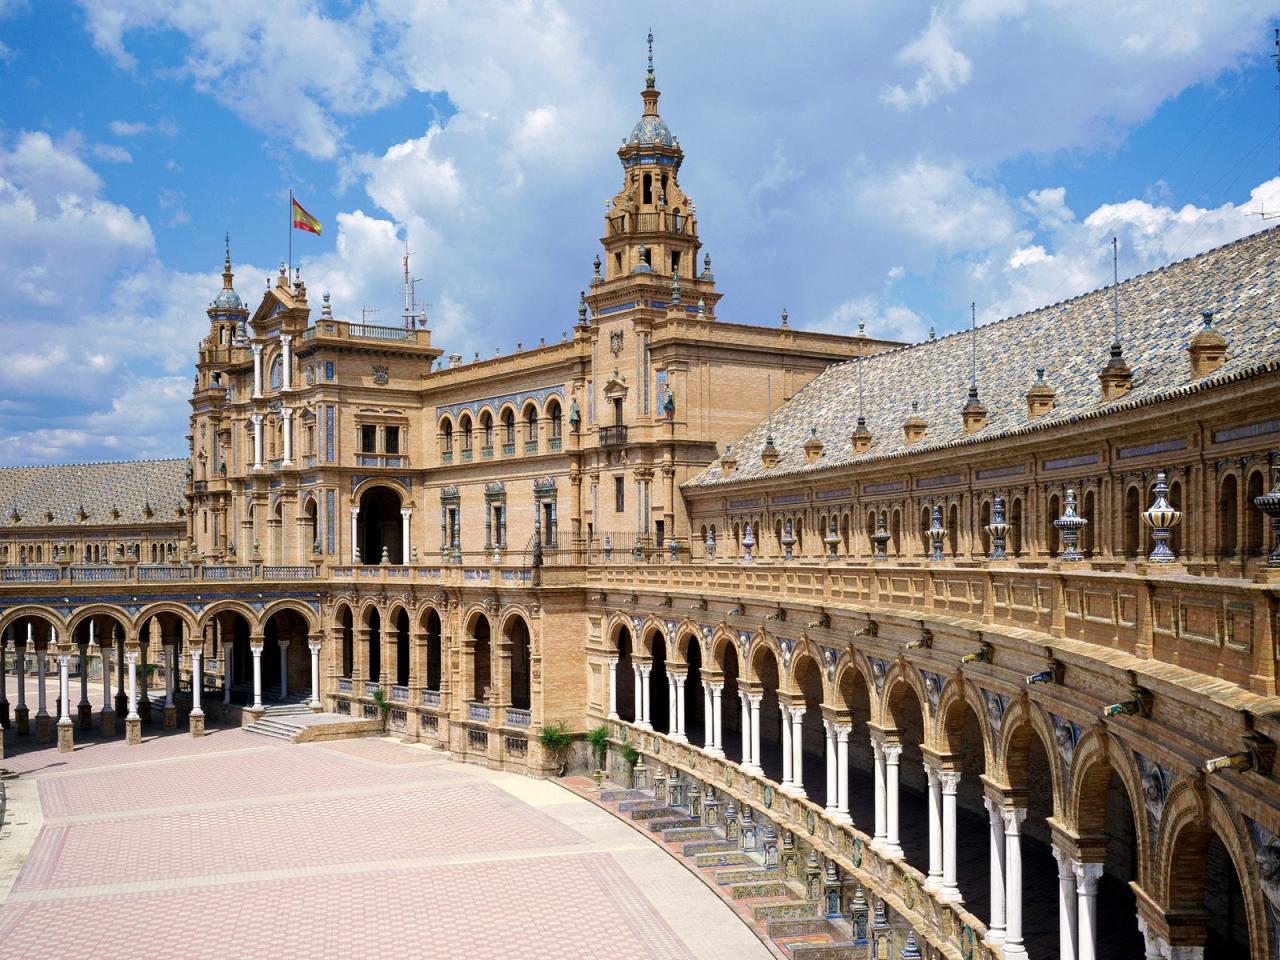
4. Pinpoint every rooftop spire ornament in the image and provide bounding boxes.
[927,504,946,561]
[1254,453,1280,567]
[1141,471,1183,563]
[1100,236,1135,400]
[1054,488,1087,561]
[646,28,655,88]
[986,495,1008,560]
[870,510,891,560]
